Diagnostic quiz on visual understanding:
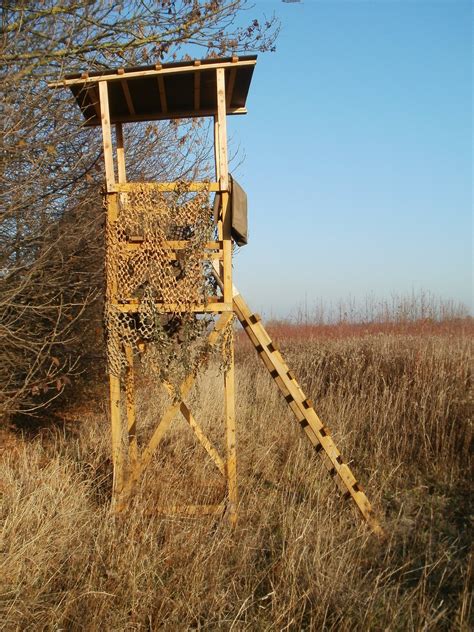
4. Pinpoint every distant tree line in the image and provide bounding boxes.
[0,1,278,419]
